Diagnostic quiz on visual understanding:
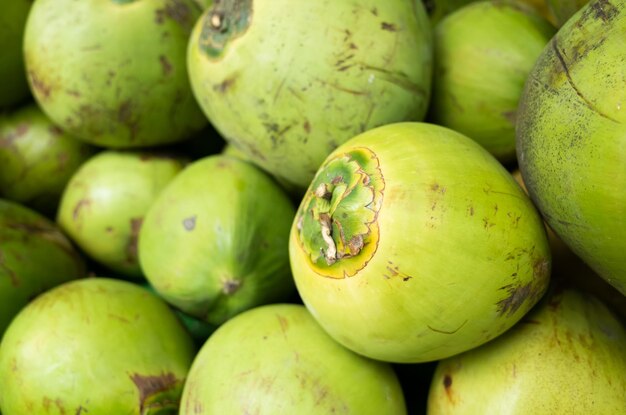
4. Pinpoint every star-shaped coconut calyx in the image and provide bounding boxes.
[296,148,384,278]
